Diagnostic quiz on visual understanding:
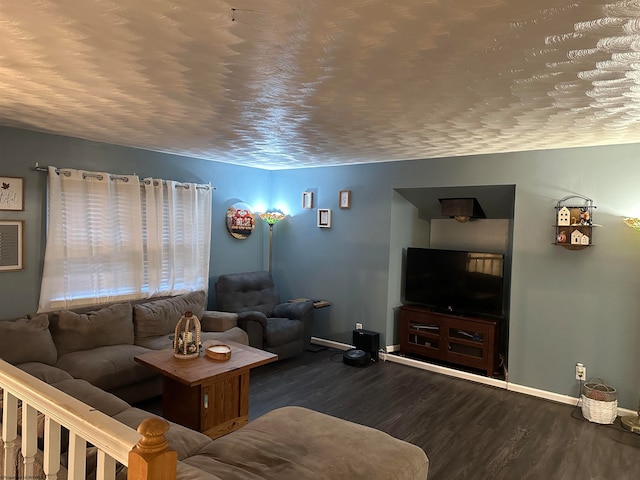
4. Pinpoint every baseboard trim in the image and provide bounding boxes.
[310,337,636,416]
[506,383,579,406]
[310,337,353,351]
[506,383,636,416]
[381,351,508,388]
